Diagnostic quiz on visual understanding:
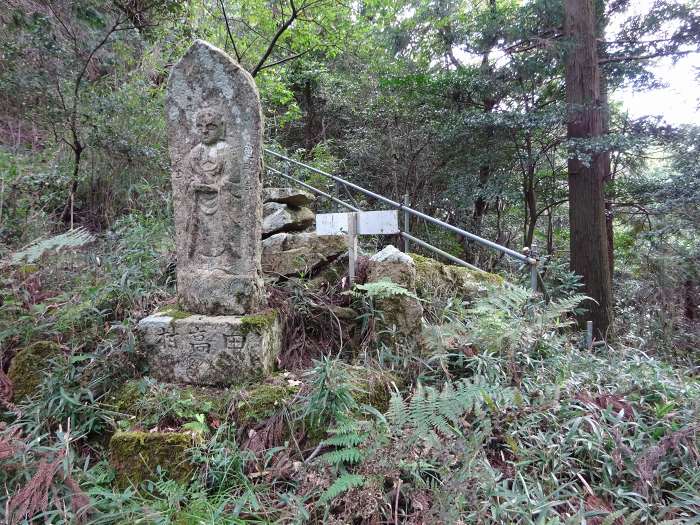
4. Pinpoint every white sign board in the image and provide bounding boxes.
[316,210,399,236]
